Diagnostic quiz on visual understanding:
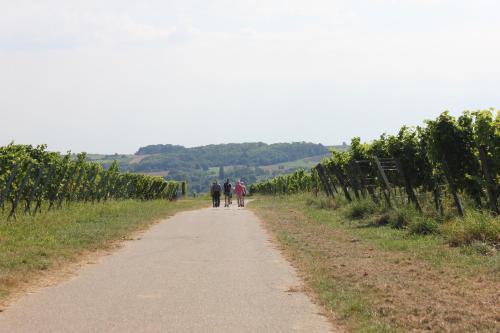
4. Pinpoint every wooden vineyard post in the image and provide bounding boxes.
[314,163,330,196]
[347,161,364,200]
[328,164,352,202]
[315,164,334,197]
[346,169,360,200]
[68,167,84,205]
[366,185,379,203]
[57,165,75,209]
[33,165,54,215]
[352,161,367,199]
[478,145,499,215]
[0,163,19,212]
[49,163,68,210]
[8,163,33,220]
[355,160,379,204]
[345,165,359,200]
[95,170,108,203]
[24,165,44,214]
[394,159,422,212]
[442,163,464,217]
[372,156,392,209]
[103,171,115,202]
[433,182,444,217]
[101,172,110,202]
[77,168,88,201]
[324,168,339,194]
